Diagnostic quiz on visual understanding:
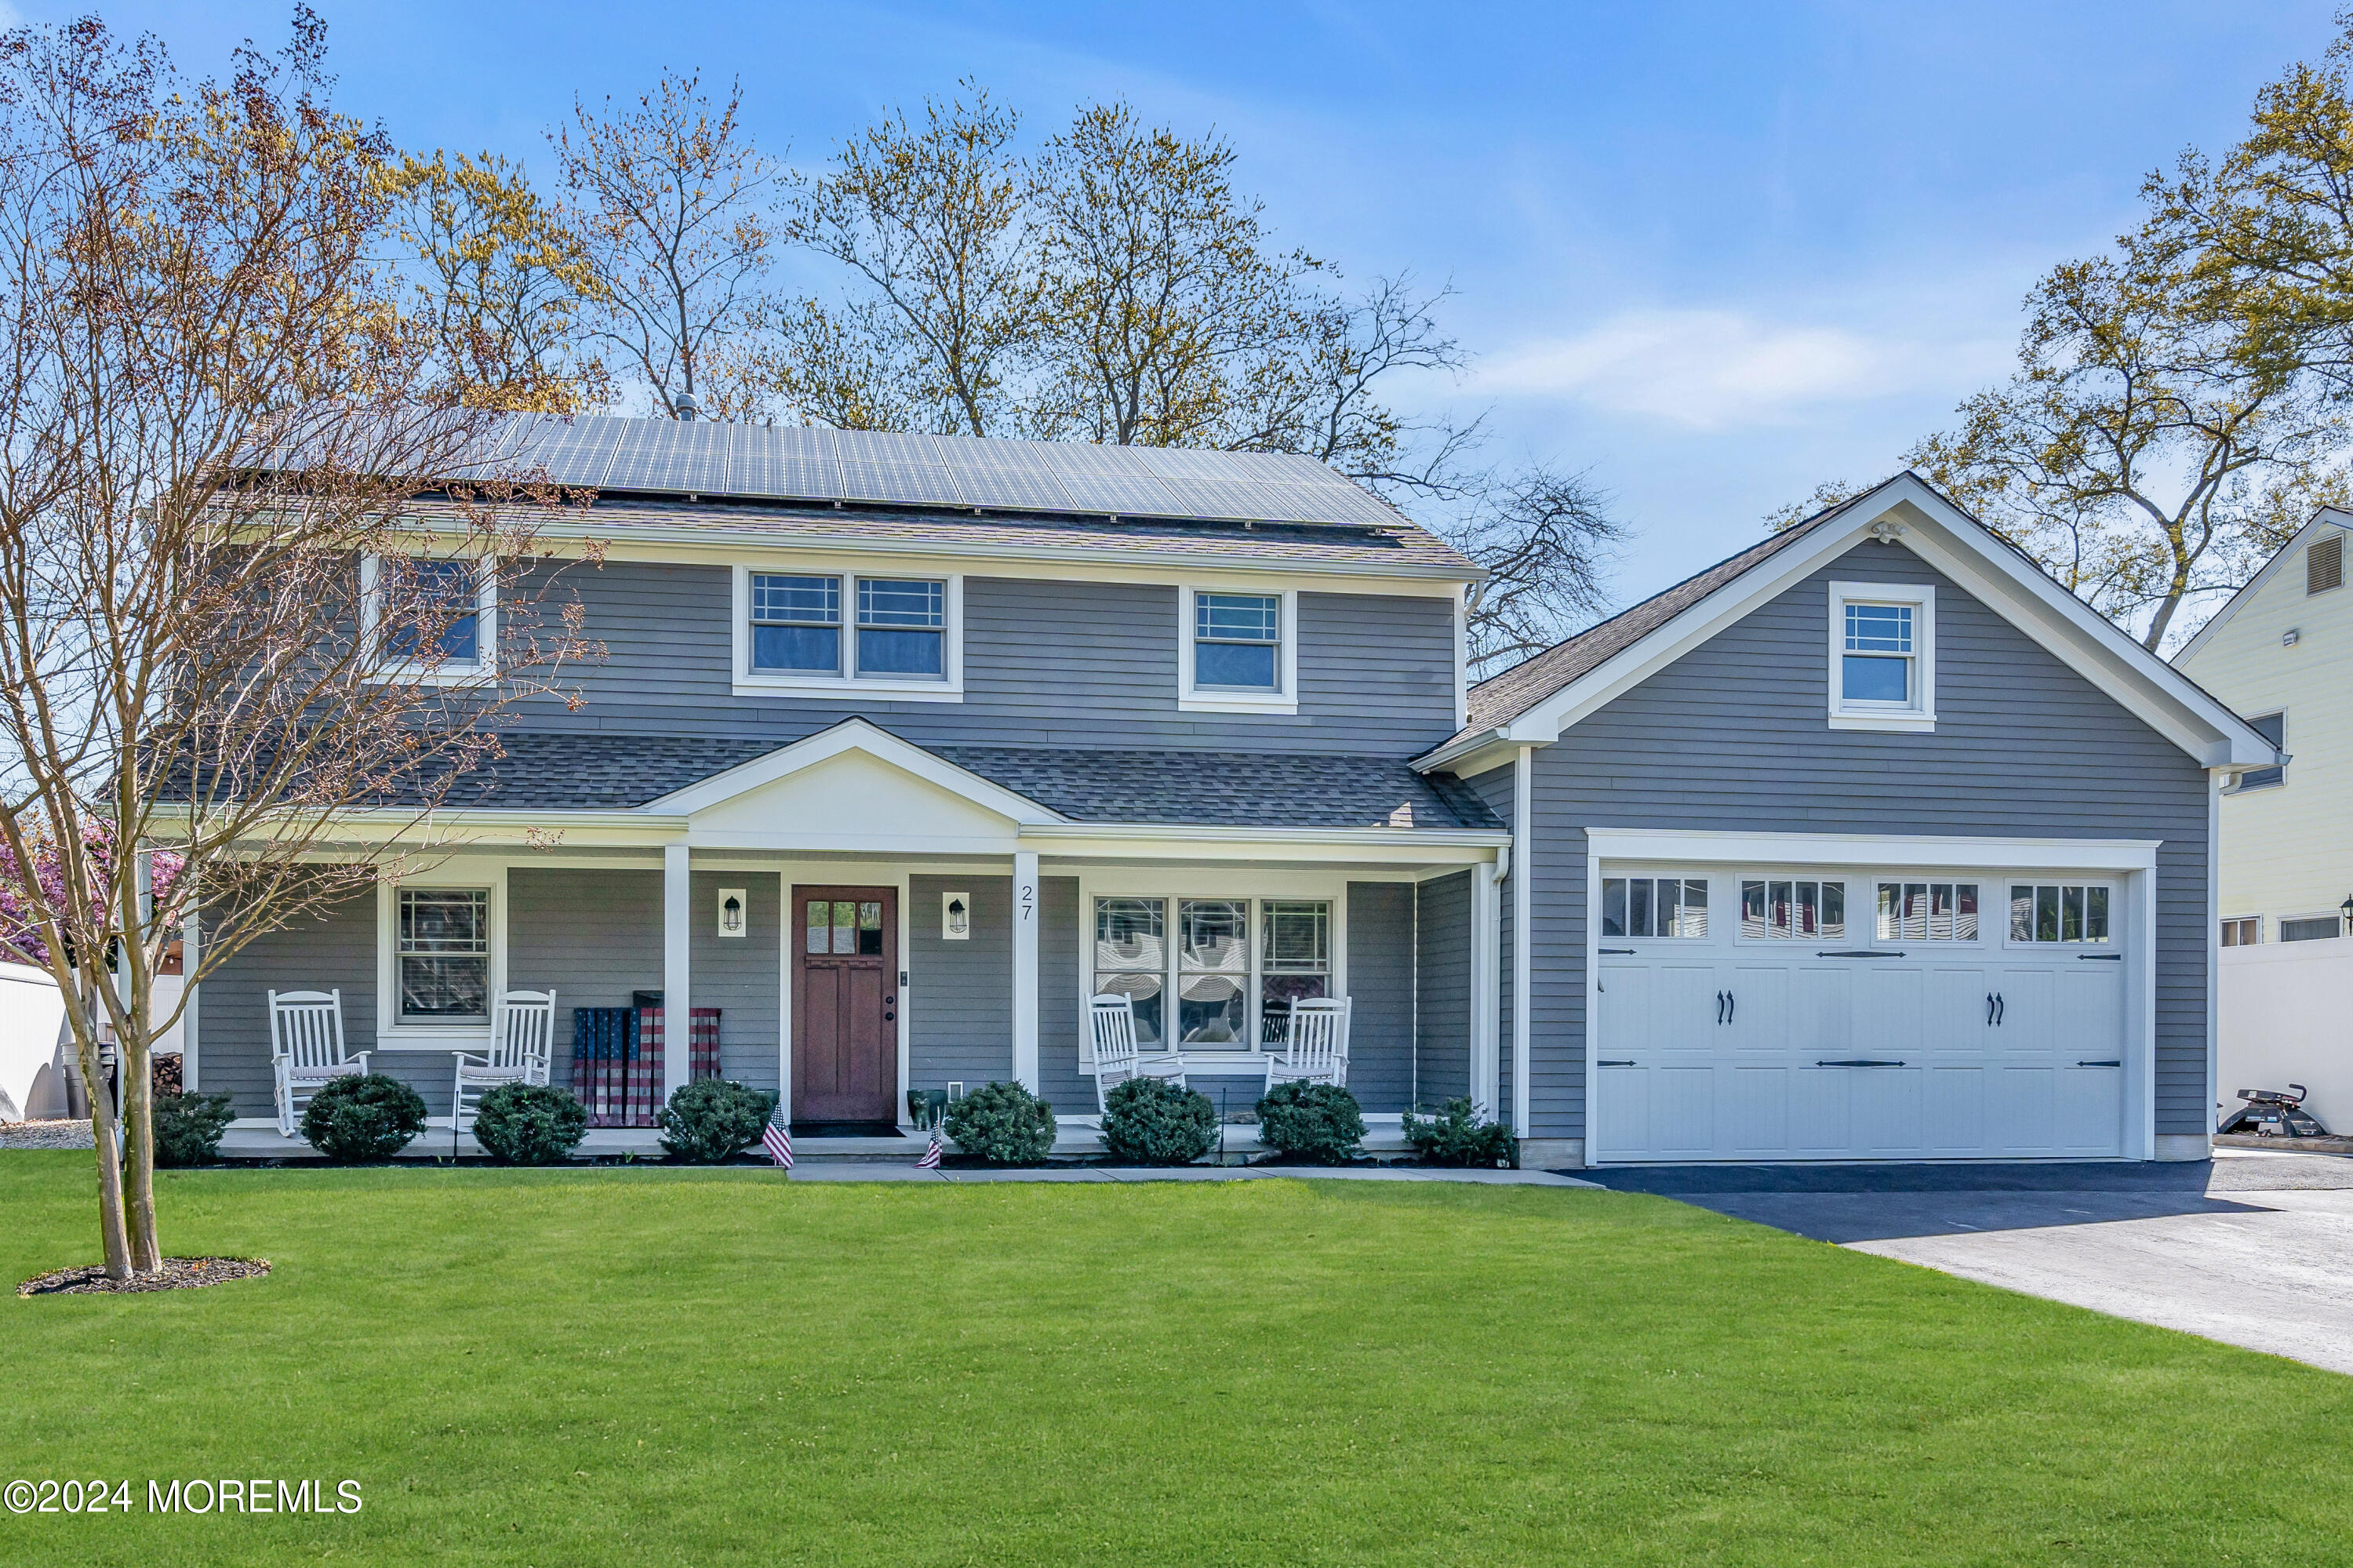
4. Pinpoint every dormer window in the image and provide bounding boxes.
[1827,581,1934,733]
